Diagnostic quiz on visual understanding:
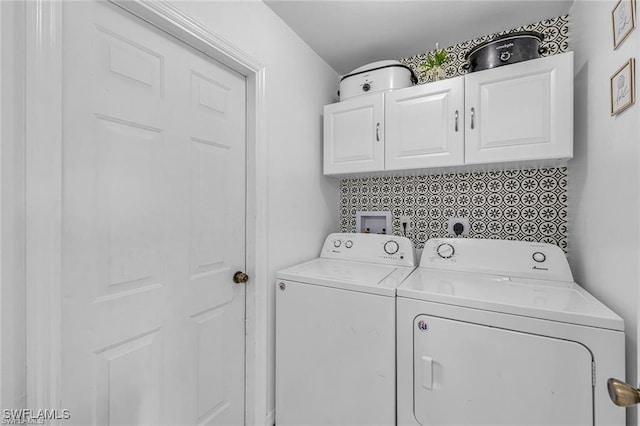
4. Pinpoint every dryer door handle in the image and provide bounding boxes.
[608,378,640,407]
[421,355,433,390]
